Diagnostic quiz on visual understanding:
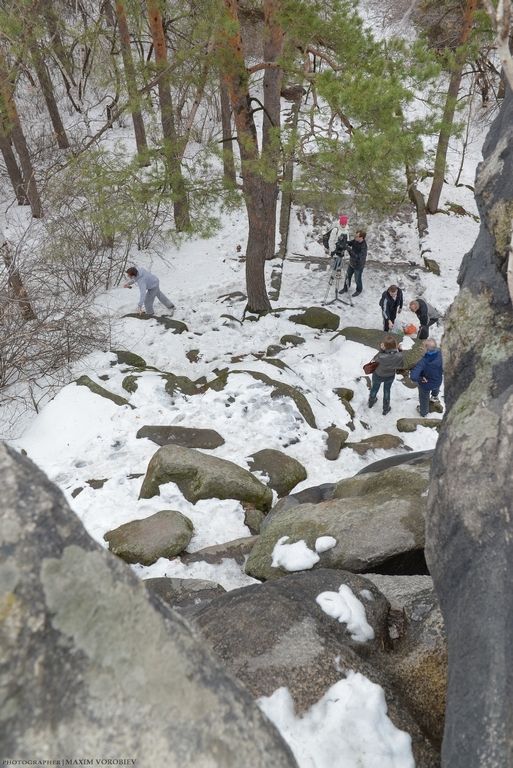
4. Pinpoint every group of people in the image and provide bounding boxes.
[324,216,368,297]
[368,335,443,417]
[379,286,441,339]
[324,215,444,419]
